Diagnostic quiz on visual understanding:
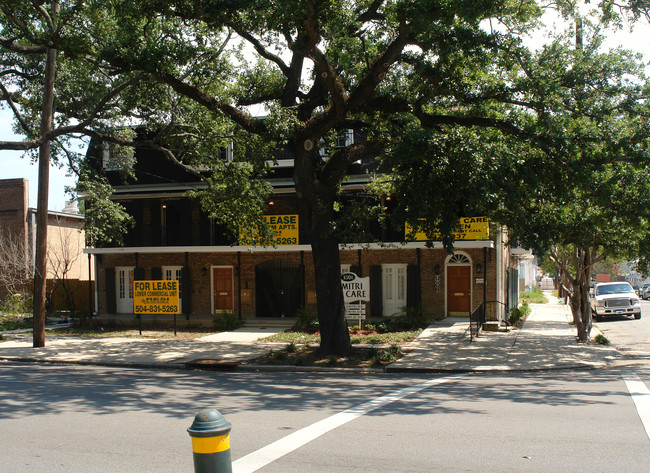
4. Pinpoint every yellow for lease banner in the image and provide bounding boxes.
[133,280,179,314]
[405,217,490,241]
[240,214,300,245]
